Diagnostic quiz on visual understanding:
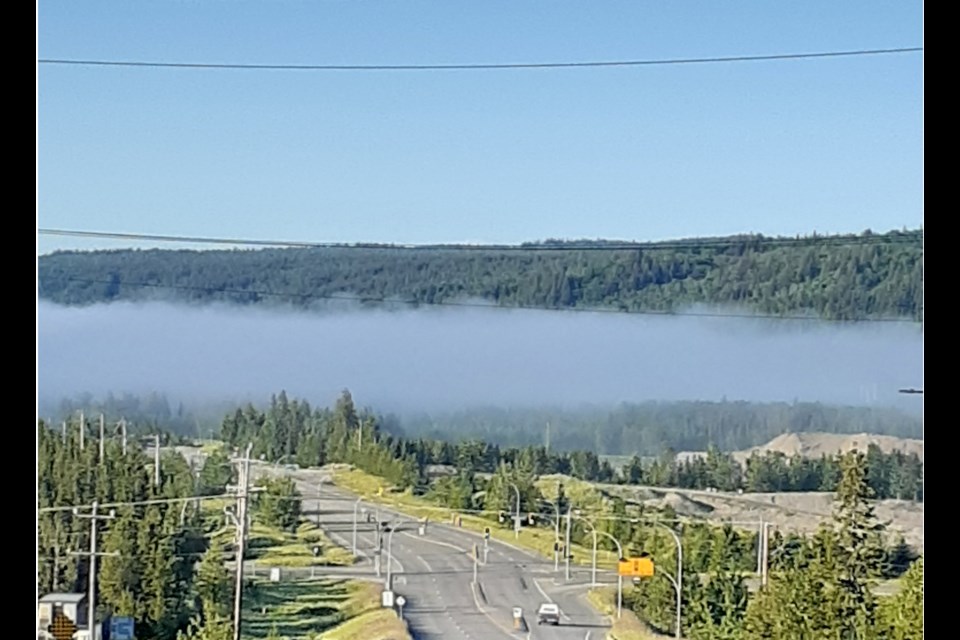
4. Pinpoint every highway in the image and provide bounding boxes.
[256,463,611,640]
